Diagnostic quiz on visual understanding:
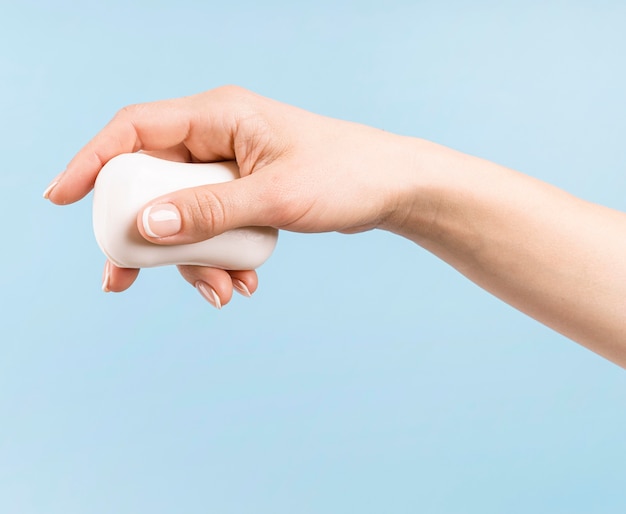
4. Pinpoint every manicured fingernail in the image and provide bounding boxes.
[102,261,111,292]
[43,171,65,199]
[195,281,222,309]
[142,203,181,238]
[232,279,252,297]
